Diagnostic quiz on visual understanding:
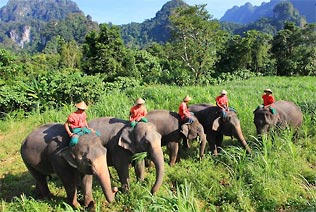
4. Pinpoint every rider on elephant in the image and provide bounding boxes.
[64,101,98,146]
[178,95,195,124]
[261,88,276,114]
[129,97,148,128]
[215,90,236,118]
